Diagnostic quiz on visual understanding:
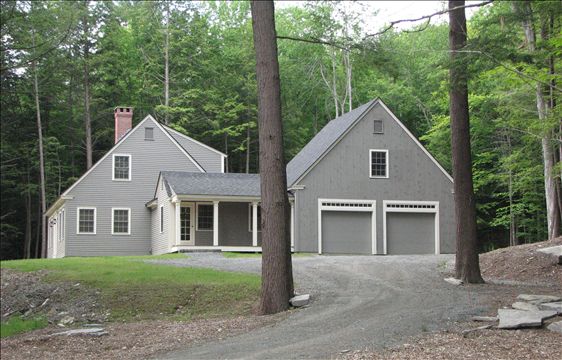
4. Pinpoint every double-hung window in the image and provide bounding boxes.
[77,207,96,234]
[197,204,214,231]
[369,149,389,178]
[112,208,131,235]
[112,154,131,181]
